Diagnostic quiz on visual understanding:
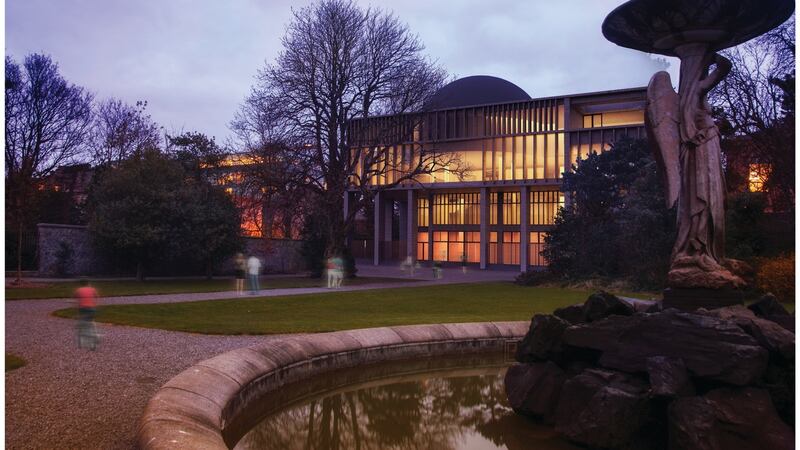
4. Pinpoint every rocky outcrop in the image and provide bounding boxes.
[562,310,768,385]
[553,304,584,325]
[582,291,635,322]
[699,305,794,359]
[554,368,652,449]
[515,315,569,362]
[504,362,565,422]
[646,356,694,397]
[504,293,795,450]
[749,293,791,317]
[669,387,793,450]
[748,294,794,333]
